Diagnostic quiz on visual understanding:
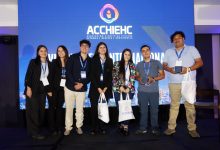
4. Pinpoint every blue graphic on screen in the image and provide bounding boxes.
[18,0,194,109]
